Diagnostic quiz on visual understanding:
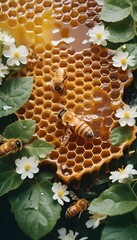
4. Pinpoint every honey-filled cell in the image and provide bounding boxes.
[0,0,135,182]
